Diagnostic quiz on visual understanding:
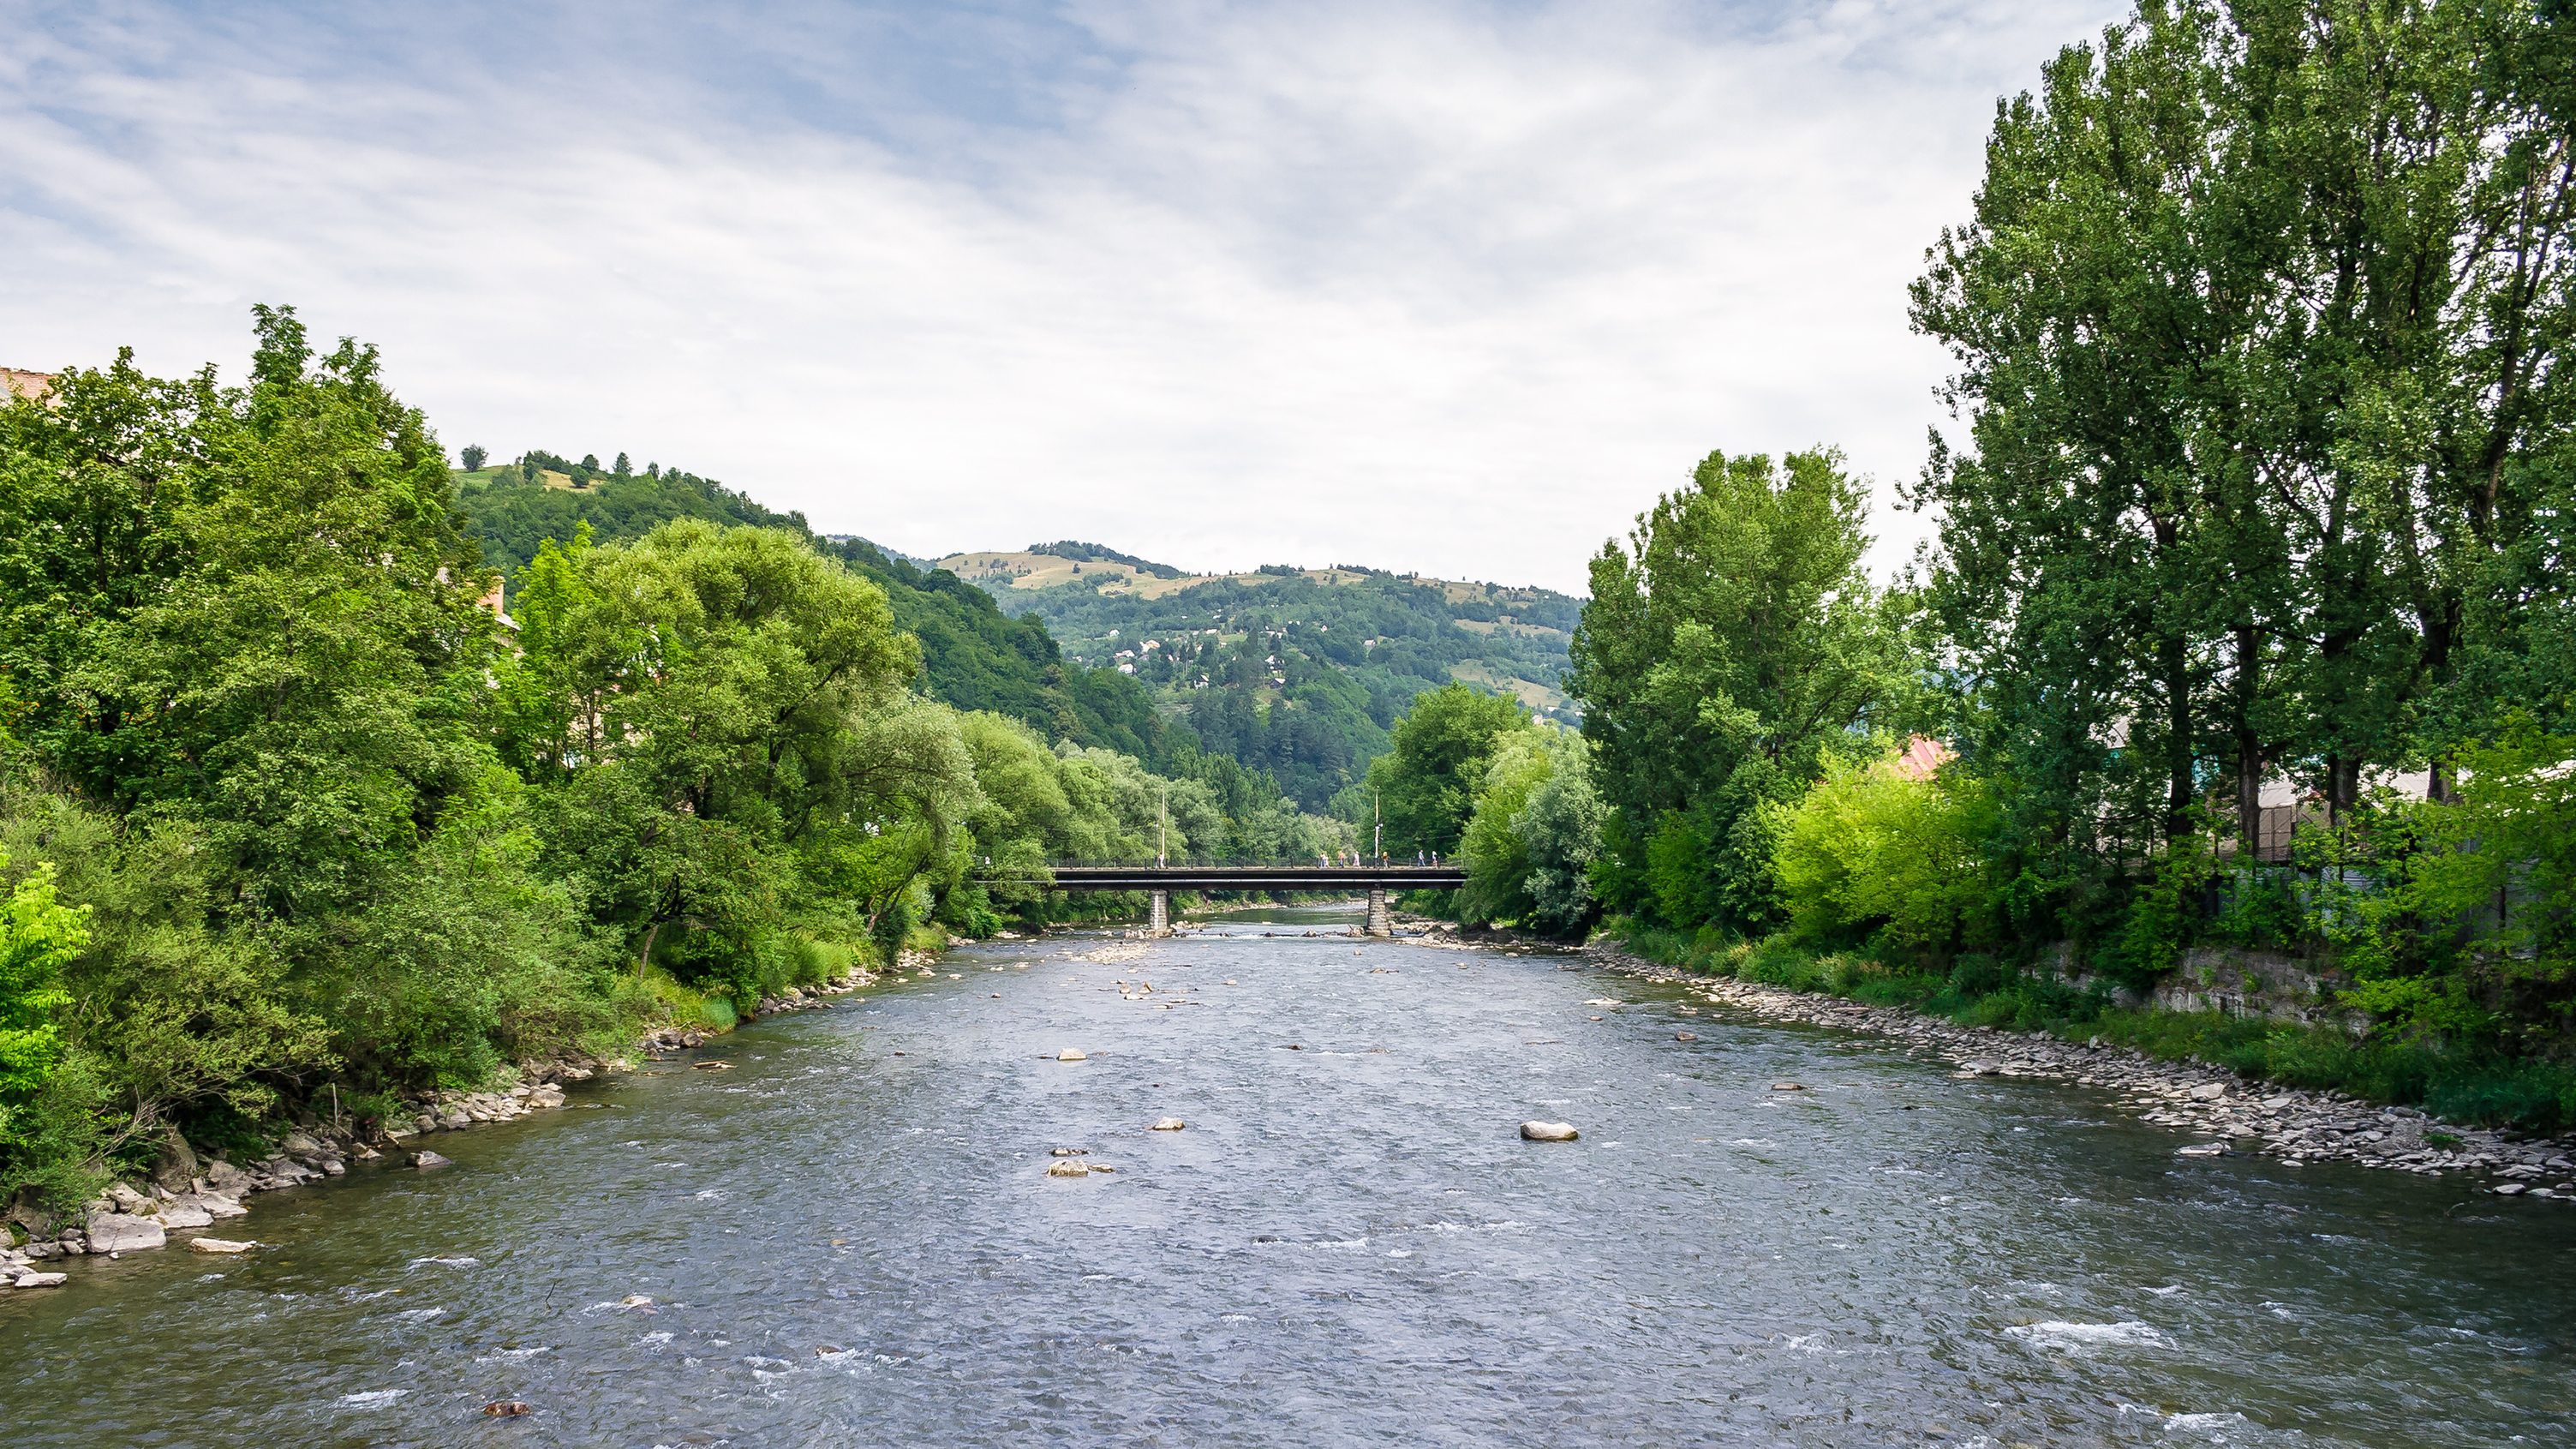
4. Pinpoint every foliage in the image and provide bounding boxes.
[1360,683,1527,859]
[1457,726,1605,937]
[1569,448,1922,936]
[0,847,88,1177]
[1909,0,2575,943]
[1766,743,2003,954]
